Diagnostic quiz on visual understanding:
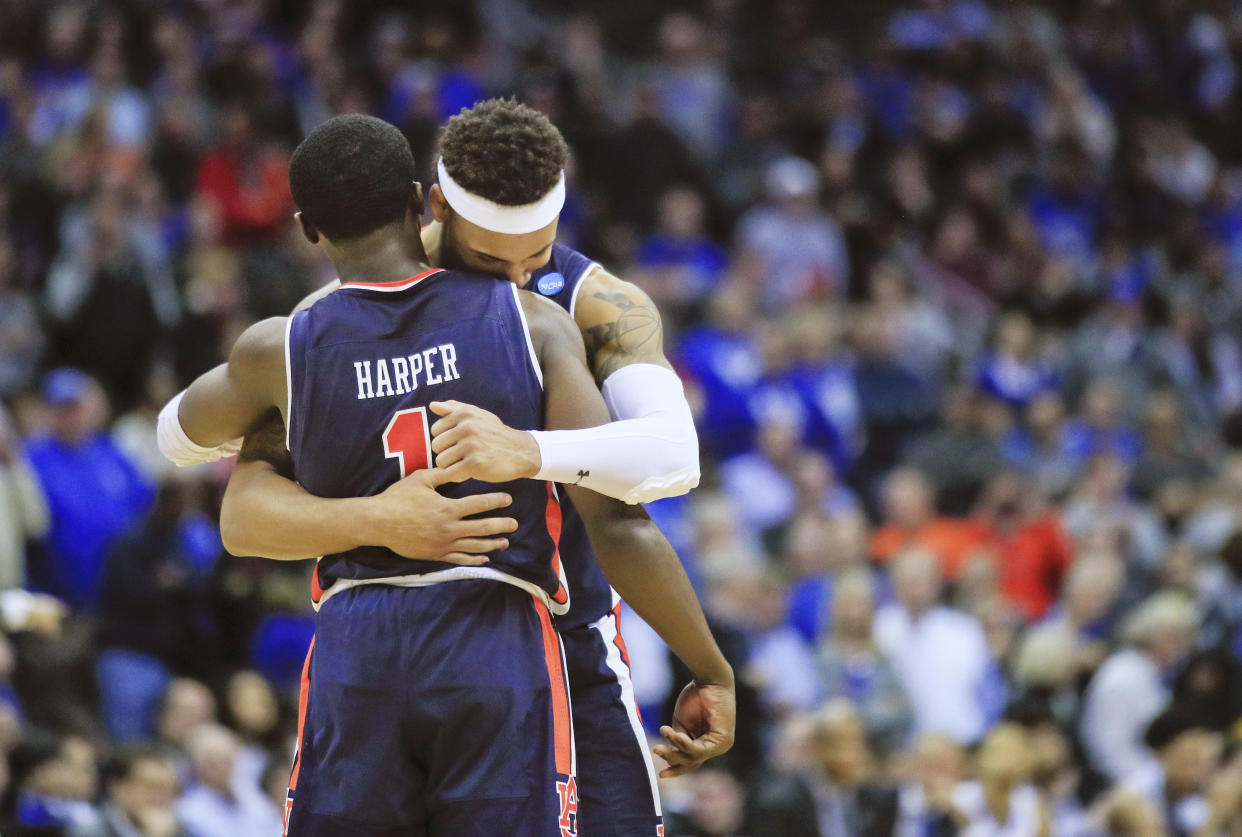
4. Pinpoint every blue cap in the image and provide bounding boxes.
[42,368,91,406]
